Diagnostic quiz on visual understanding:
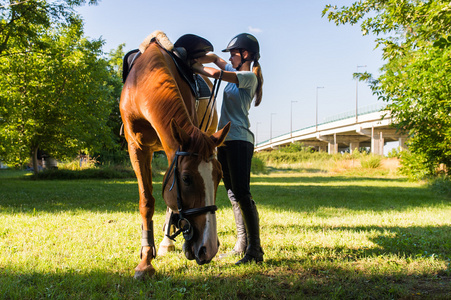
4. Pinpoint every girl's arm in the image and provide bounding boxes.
[193,53,238,83]
[196,53,228,70]
[192,63,238,84]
